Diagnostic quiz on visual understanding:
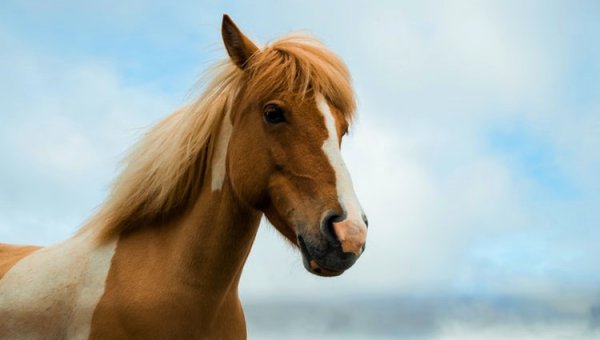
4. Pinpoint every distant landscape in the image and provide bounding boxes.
[245,295,600,339]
